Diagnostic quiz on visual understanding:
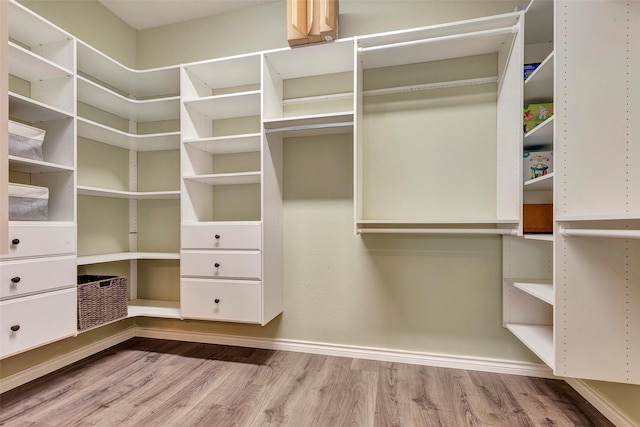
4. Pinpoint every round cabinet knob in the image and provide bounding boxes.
[10,325,20,332]
[11,277,21,284]
[214,299,220,304]
[214,234,221,240]
[214,263,220,268]
[11,238,20,245]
